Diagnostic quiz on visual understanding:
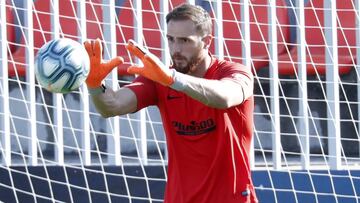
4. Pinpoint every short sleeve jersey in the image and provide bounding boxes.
[125,57,258,203]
